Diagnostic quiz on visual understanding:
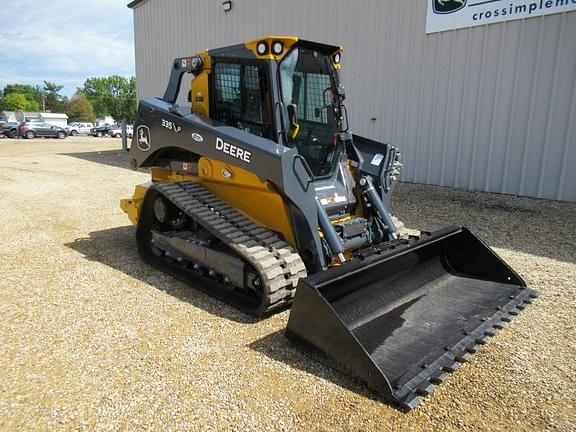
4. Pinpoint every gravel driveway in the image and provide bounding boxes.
[0,137,574,431]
